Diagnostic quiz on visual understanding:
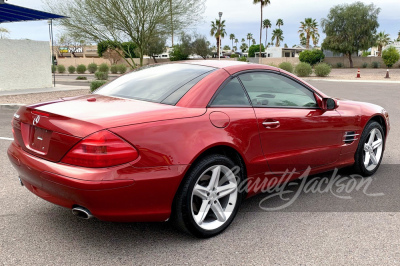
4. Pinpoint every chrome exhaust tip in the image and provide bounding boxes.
[72,206,93,220]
